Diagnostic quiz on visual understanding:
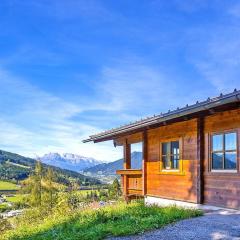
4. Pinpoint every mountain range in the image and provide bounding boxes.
[83,151,143,175]
[0,150,101,185]
[40,153,104,172]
